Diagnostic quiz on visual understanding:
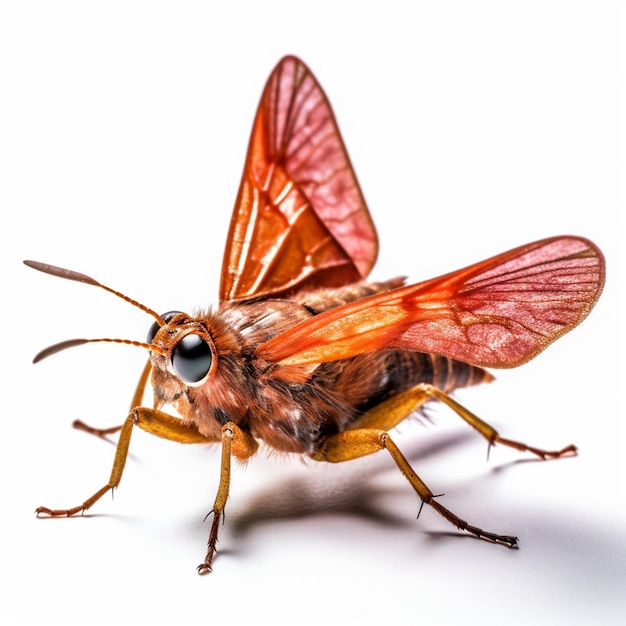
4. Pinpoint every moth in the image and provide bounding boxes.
[26,55,605,574]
